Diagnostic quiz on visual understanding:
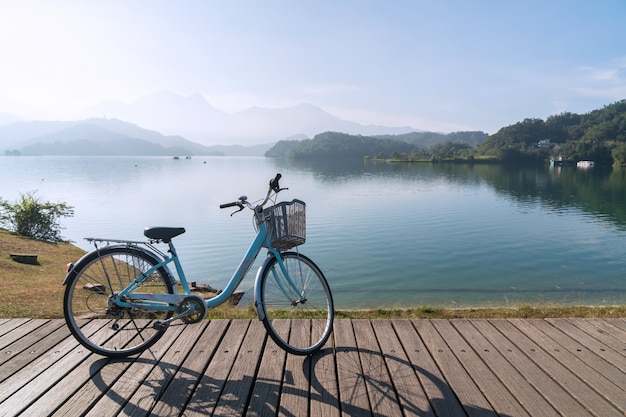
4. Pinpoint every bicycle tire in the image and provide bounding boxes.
[257,252,334,355]
[63,245,174,358]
